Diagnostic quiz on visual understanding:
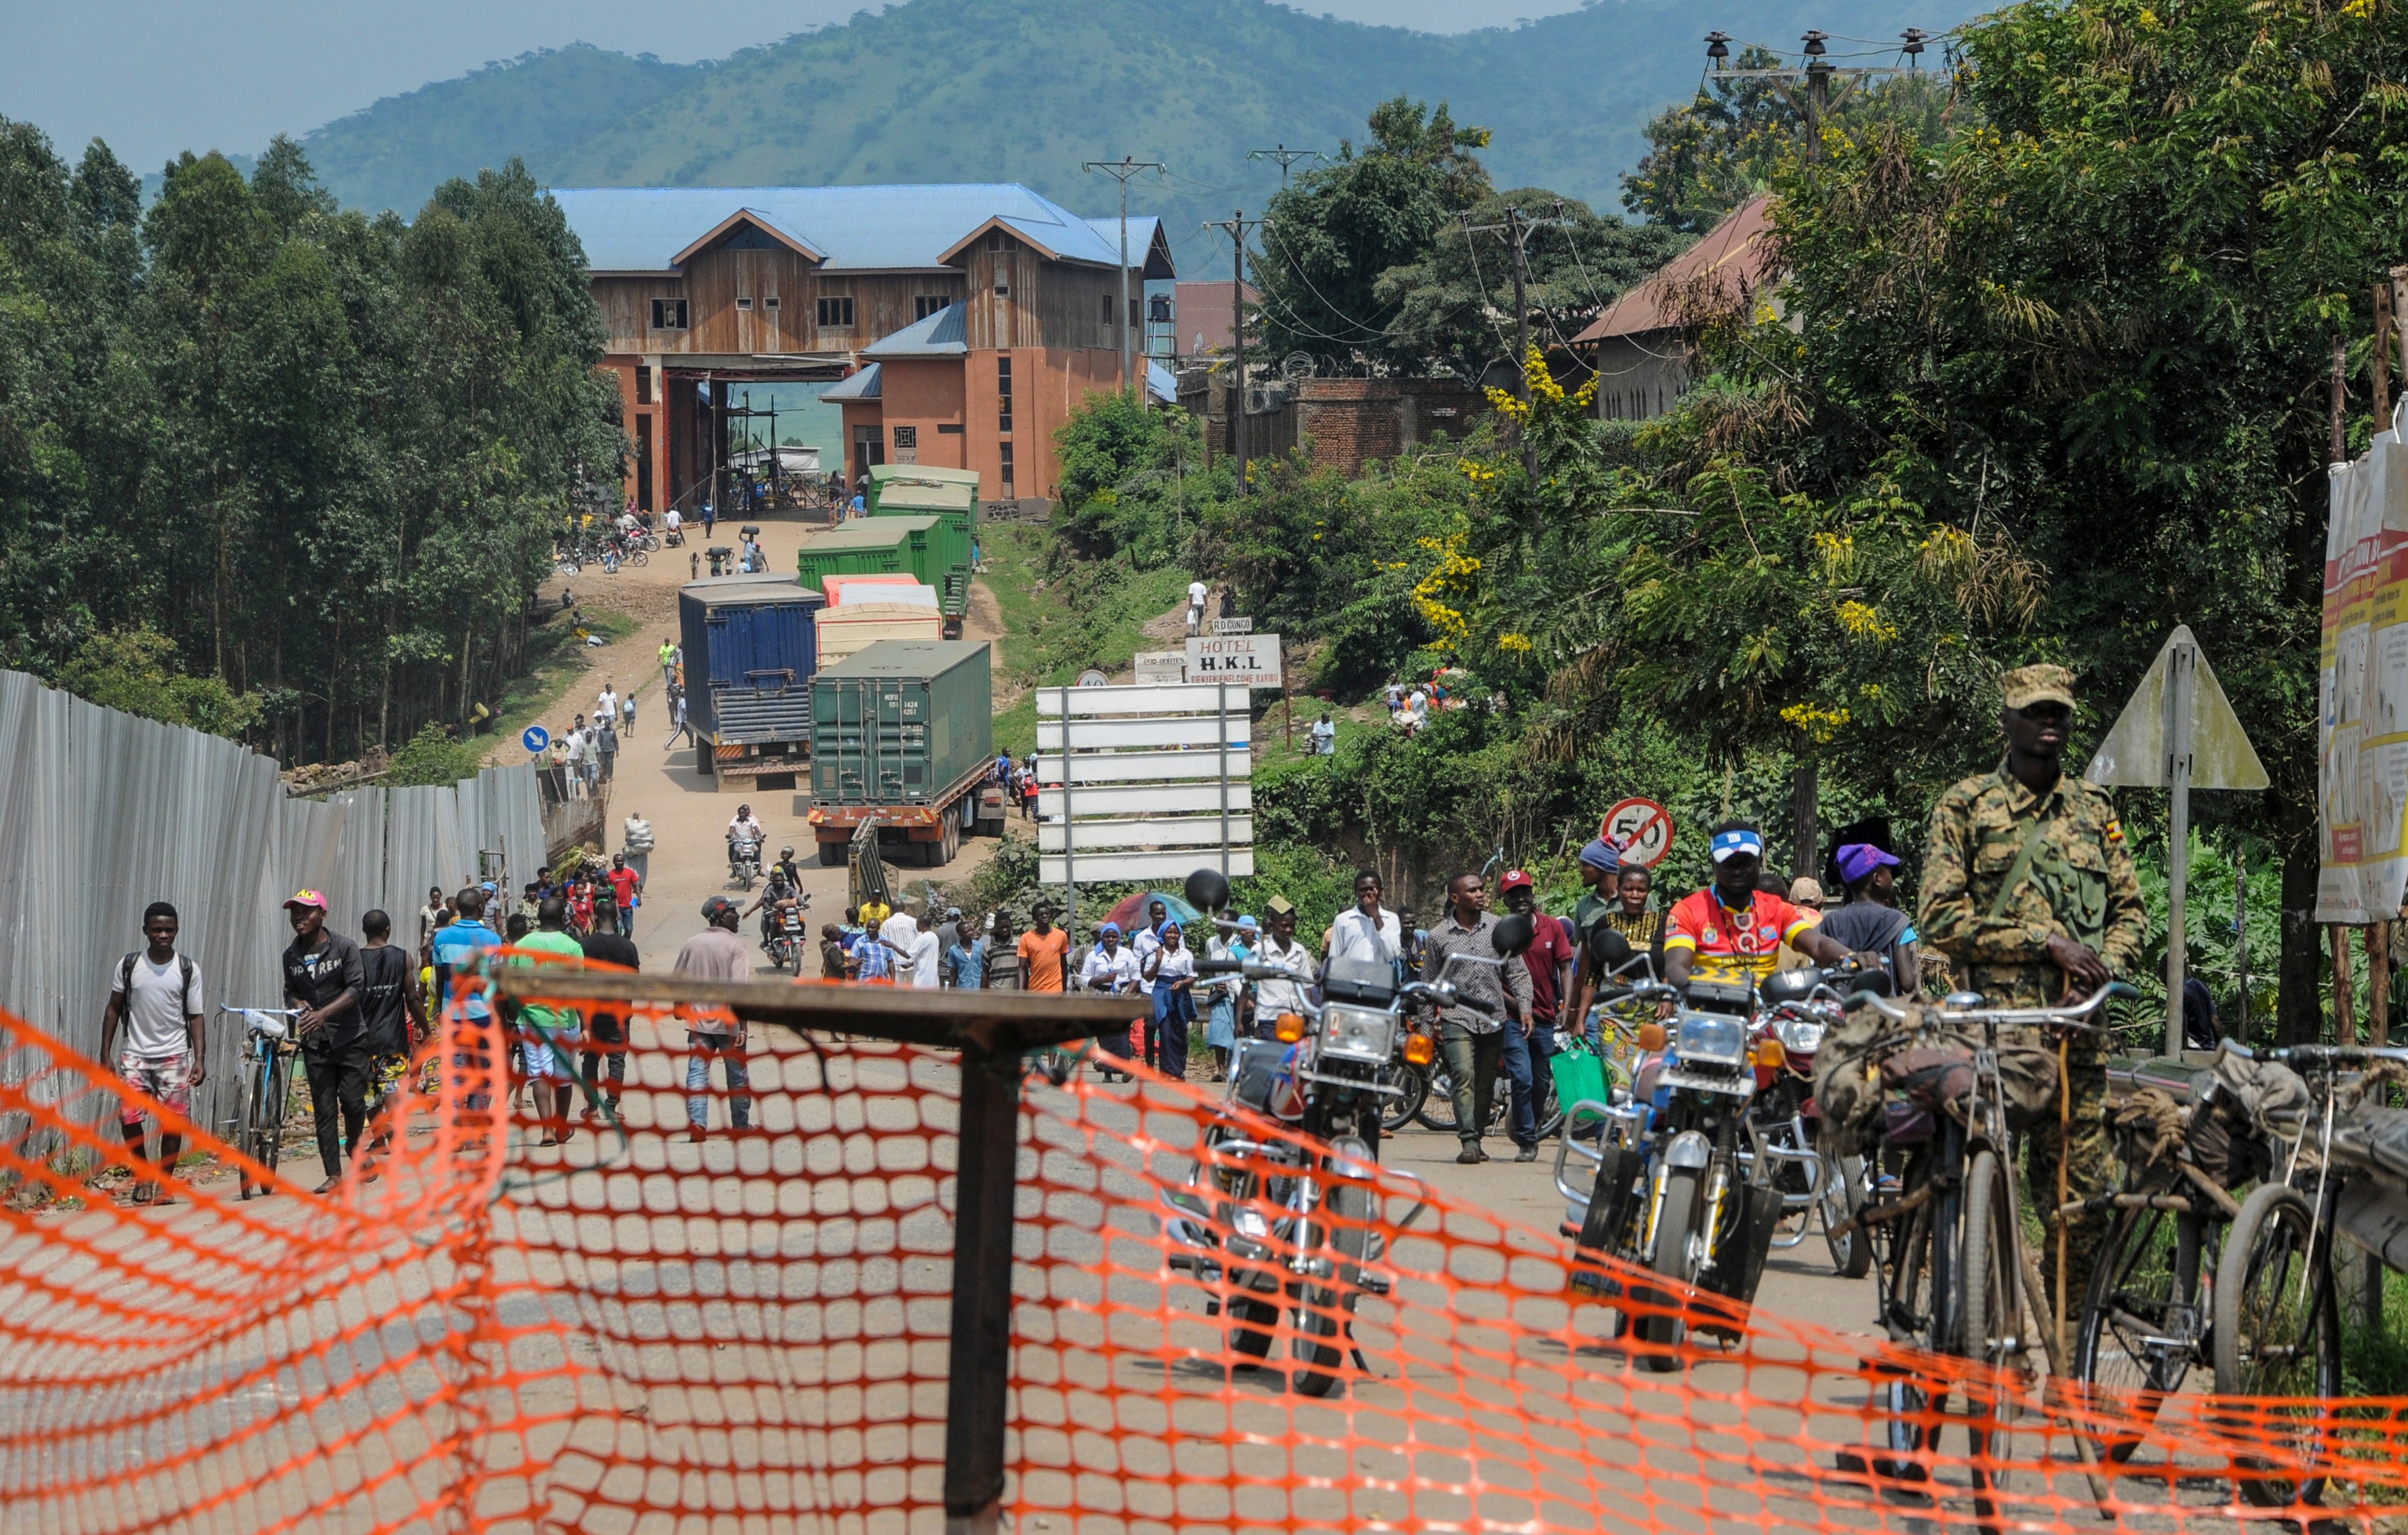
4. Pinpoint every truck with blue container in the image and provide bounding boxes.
[677,574,827,791]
